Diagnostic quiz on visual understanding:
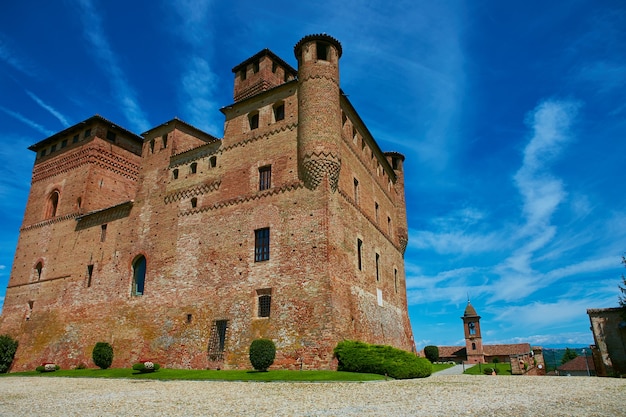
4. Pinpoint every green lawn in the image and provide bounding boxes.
[431,363,455,373]
[463,362,513,375]
[1,368,388,382]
